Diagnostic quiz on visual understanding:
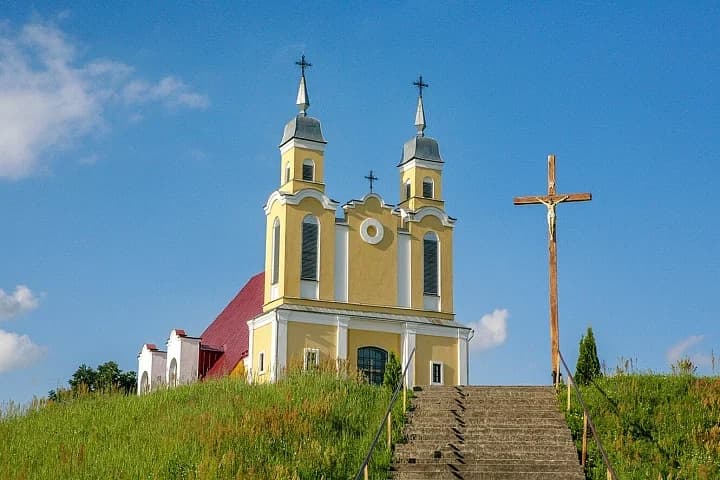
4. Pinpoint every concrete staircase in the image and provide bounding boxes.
[391,386,585,480]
